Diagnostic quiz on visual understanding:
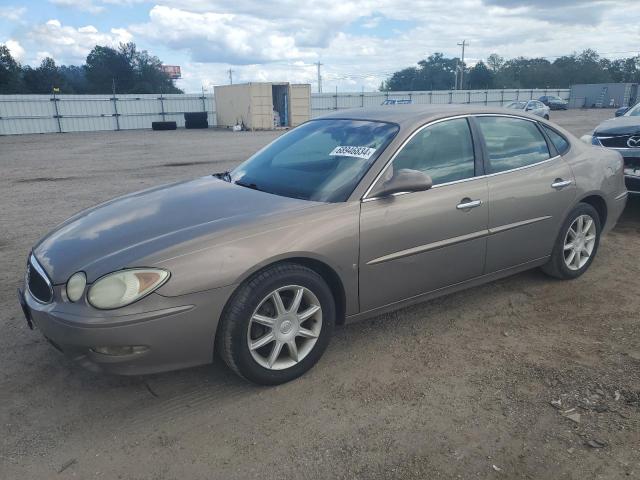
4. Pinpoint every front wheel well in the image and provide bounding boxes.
[282,258,347,326]
[580,195,607,226]
[222,258,347,327]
